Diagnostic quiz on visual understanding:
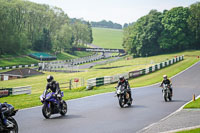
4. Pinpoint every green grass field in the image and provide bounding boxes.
[0,56,38,67]
[92,27,123,49]
[0,51,93,67]
[184,97,200,108]
[176,128,200,133]
[0,50,199,109]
